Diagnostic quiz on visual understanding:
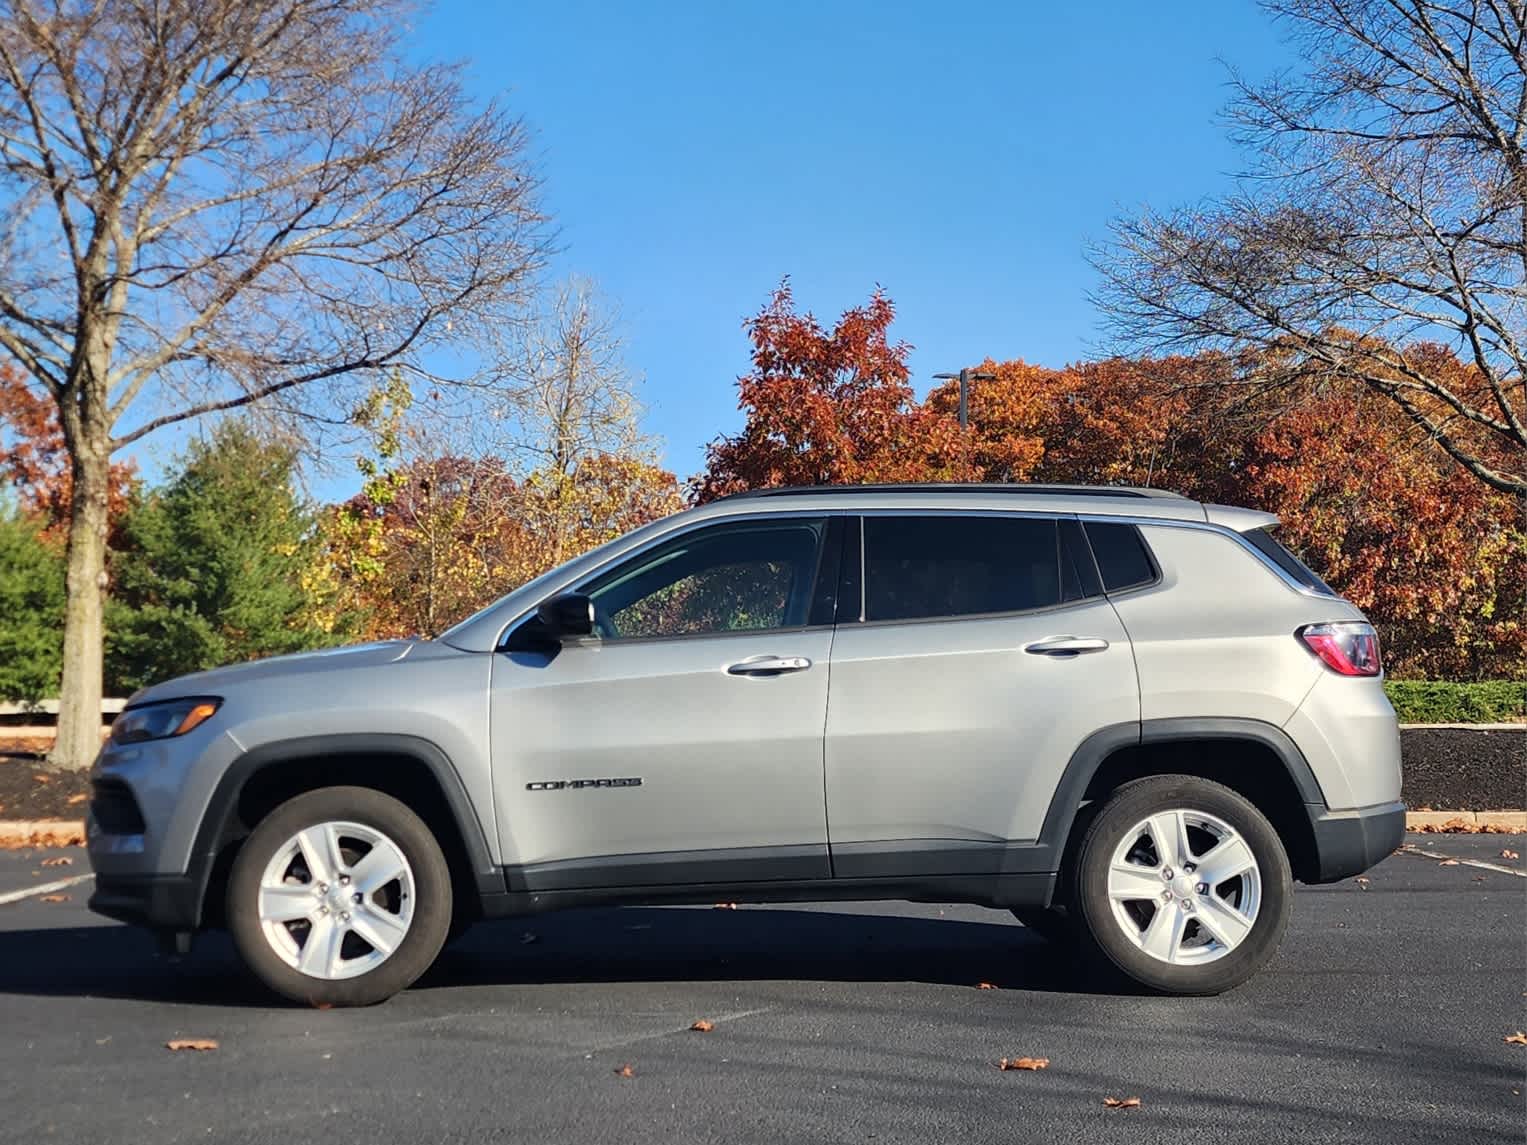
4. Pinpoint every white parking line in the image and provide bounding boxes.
[1398,844,1526,878]
[0,873,93,906]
